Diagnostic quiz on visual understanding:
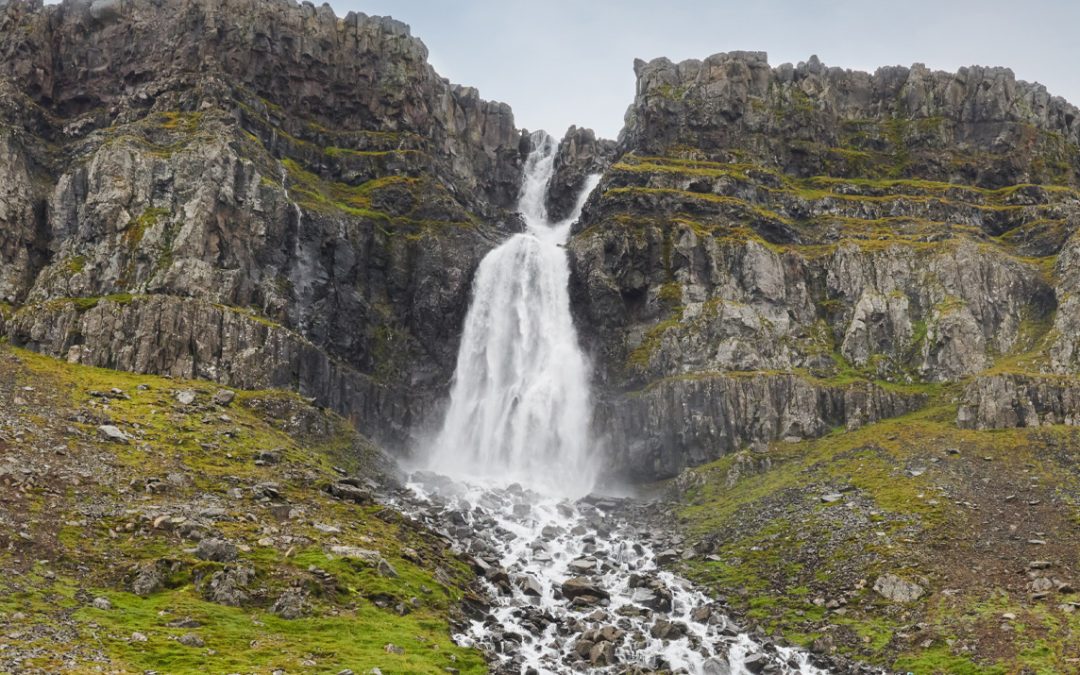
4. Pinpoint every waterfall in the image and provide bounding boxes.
[425,132,600,498]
